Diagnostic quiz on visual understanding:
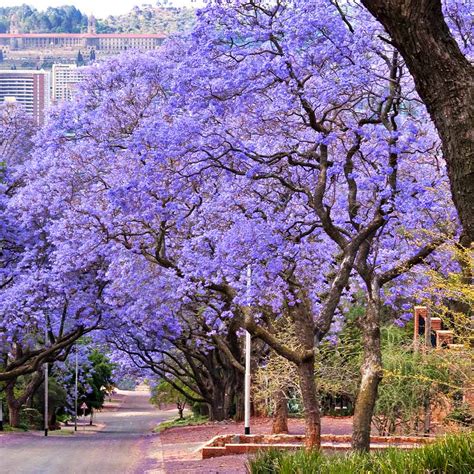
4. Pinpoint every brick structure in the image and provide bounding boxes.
[413,305,451,350]
[435,330,454,348]
[201,434,434,459]
[413,306,429,349]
